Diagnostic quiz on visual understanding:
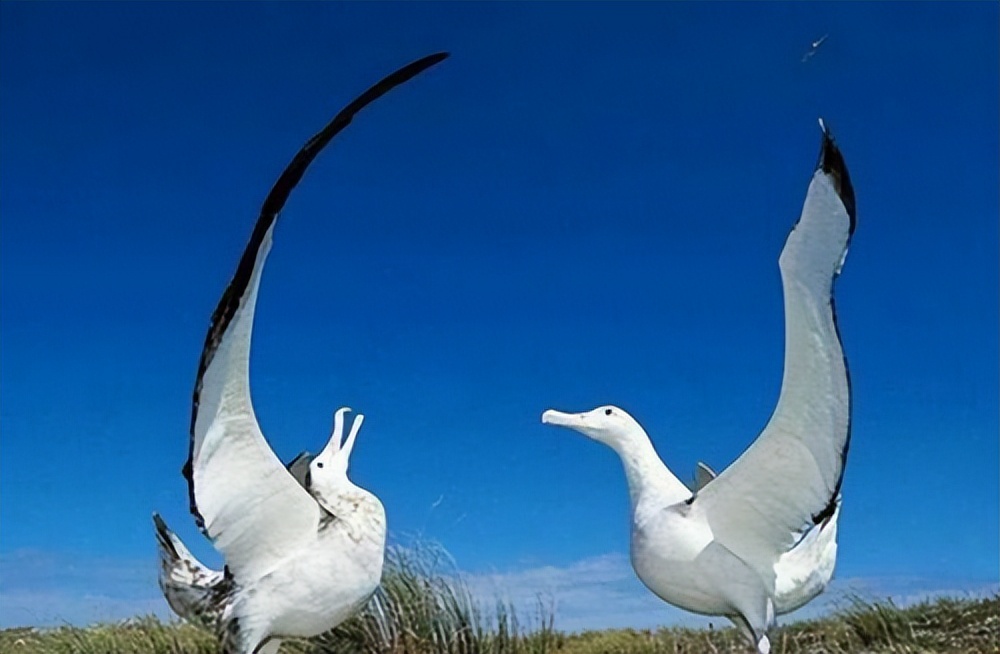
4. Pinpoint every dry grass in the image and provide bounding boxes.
[296,543,557,654]
[0,618,217,654]
[2,546,995,654]
[551,595,999,654]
